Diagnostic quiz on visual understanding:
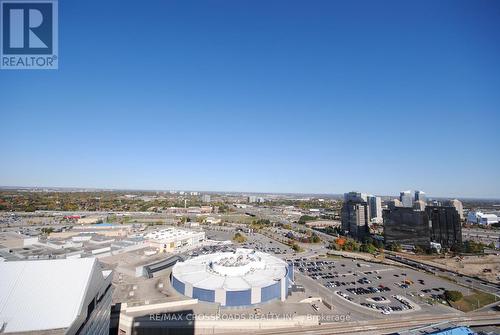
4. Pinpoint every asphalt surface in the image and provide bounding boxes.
[292,257,465,322]
[385,253,500,296]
